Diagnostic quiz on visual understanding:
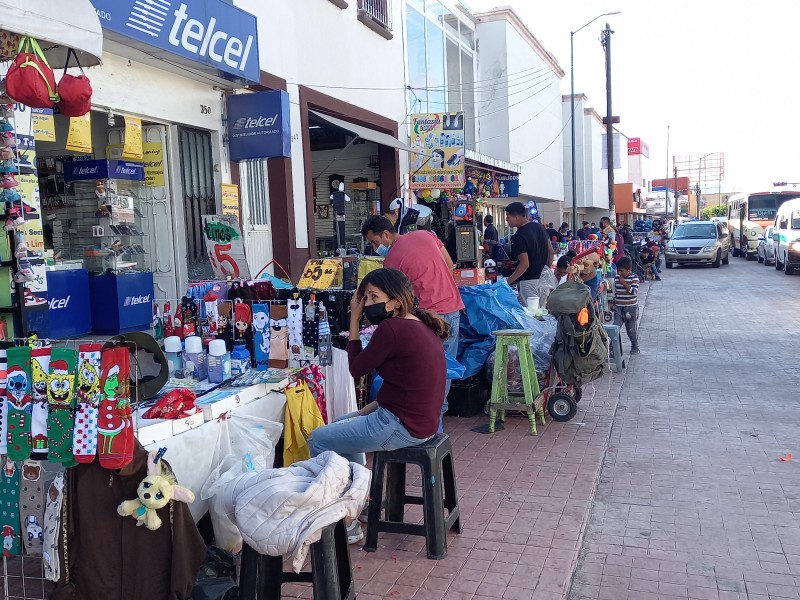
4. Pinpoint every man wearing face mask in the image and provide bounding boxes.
[360,215,463,429]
